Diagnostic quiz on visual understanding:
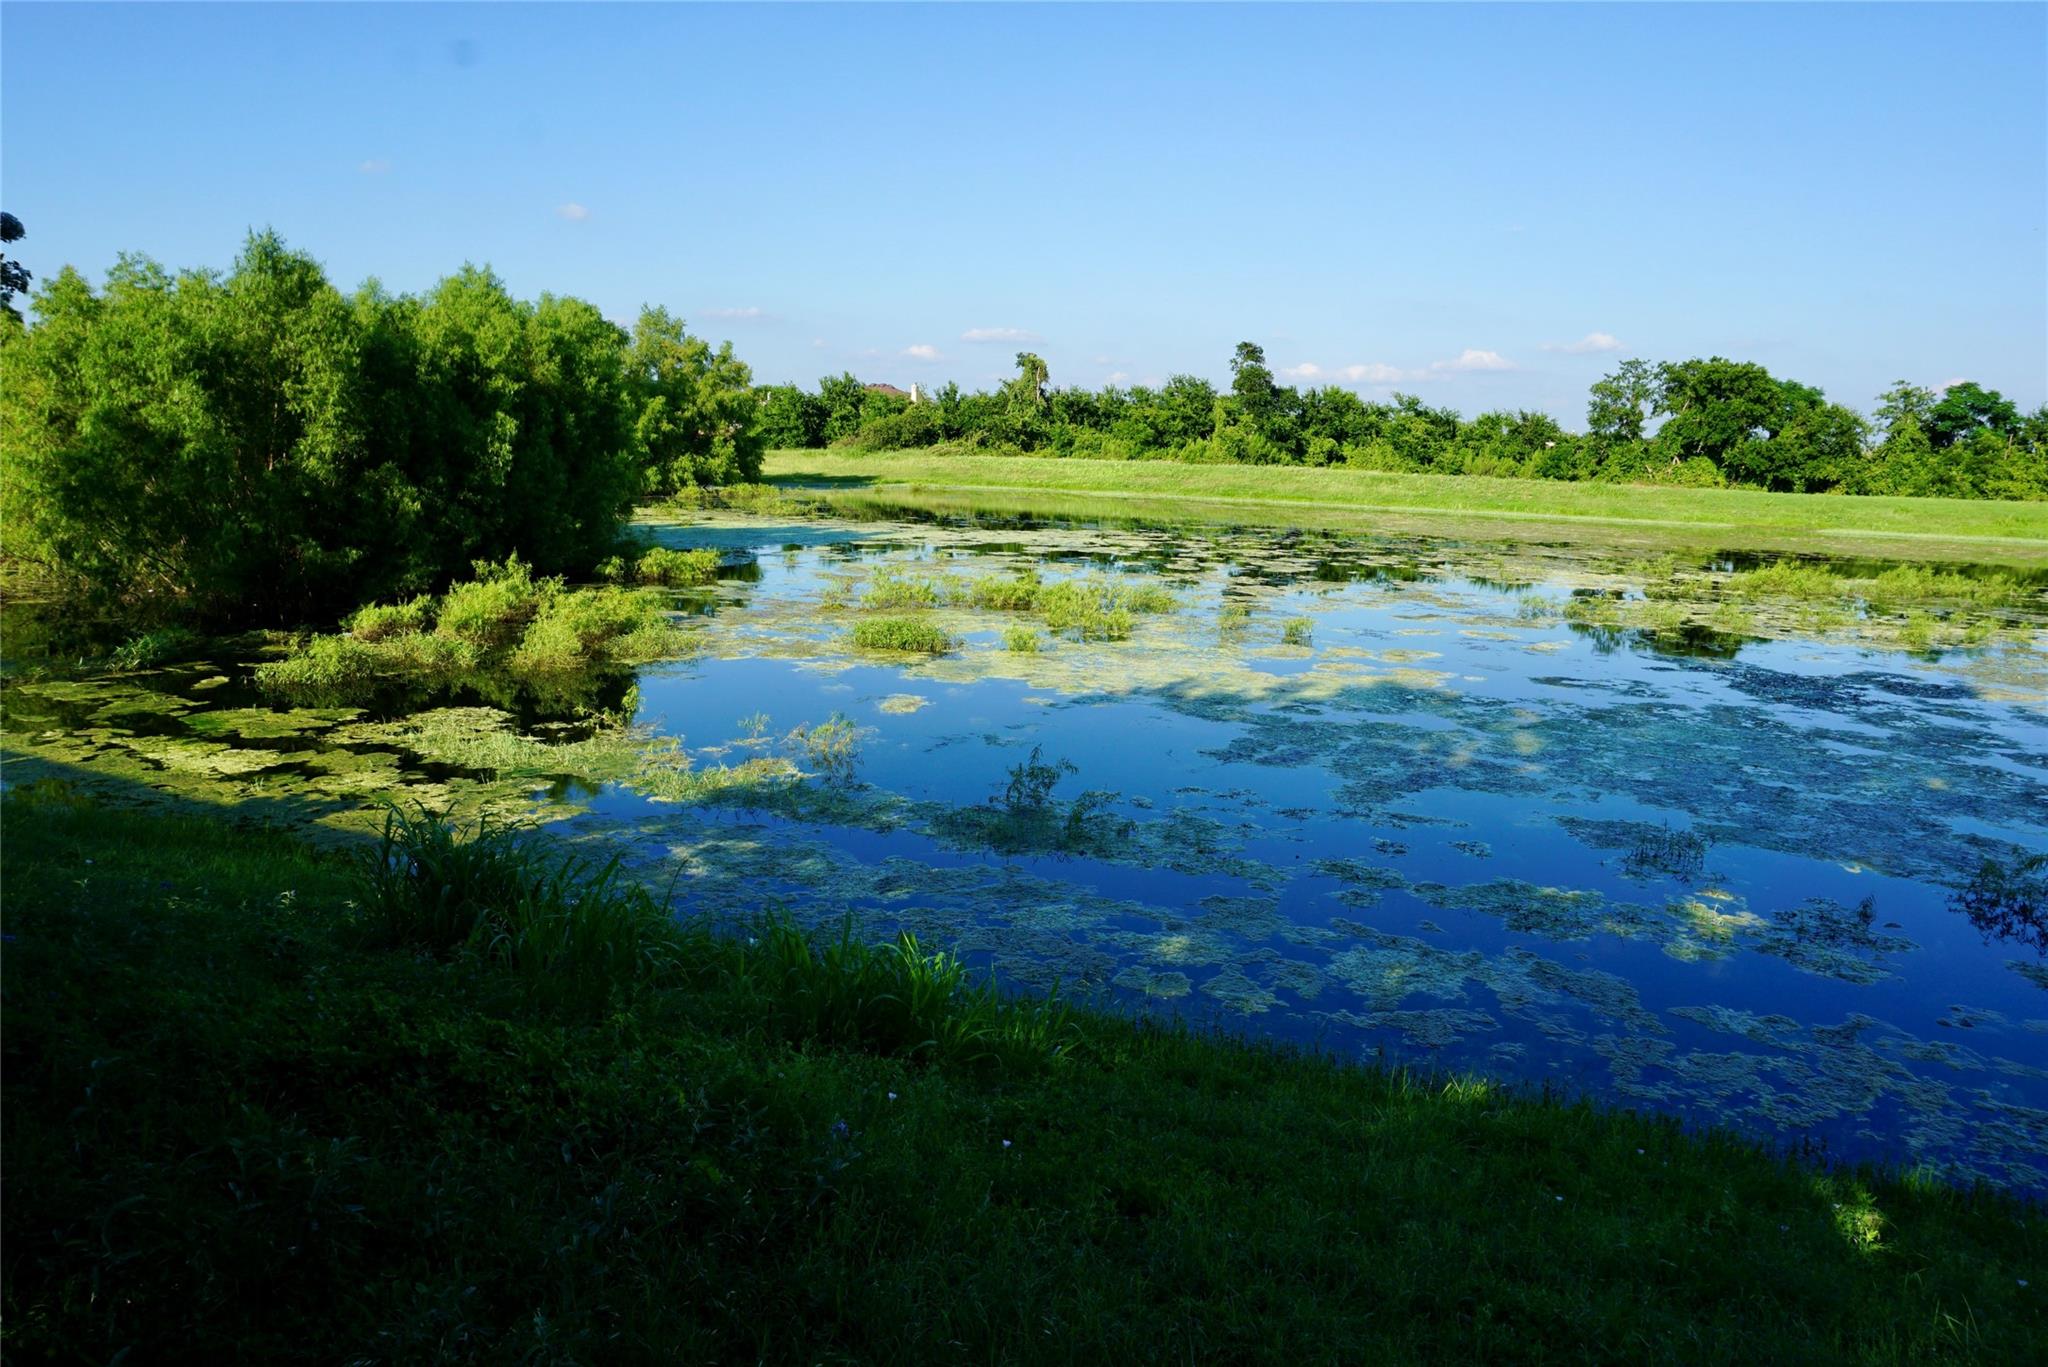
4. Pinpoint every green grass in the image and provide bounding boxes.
[3,791,2041,1362]
[848,616,954,654]
[766,449,2048,564]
